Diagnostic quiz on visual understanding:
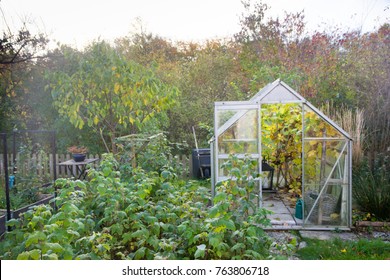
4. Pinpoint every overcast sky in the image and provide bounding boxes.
[1,0,389,49]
